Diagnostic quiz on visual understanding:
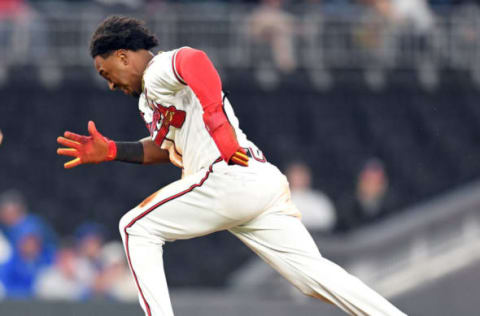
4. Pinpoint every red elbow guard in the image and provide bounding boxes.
[203,109,240,162]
